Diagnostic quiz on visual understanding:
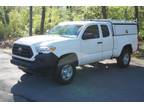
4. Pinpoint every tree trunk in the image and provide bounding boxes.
[66,6,73,21]
[134,6,139,33]
[2,7,9,27]
[29,6,33,36]
[134,6,139,20]
[48,6,52,23]
[124,7,128,20]
[101,6,107,19]
[40,6,46,34]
